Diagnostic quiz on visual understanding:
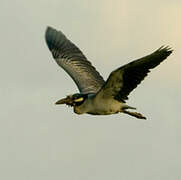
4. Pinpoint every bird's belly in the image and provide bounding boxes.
[88,99,124,115]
